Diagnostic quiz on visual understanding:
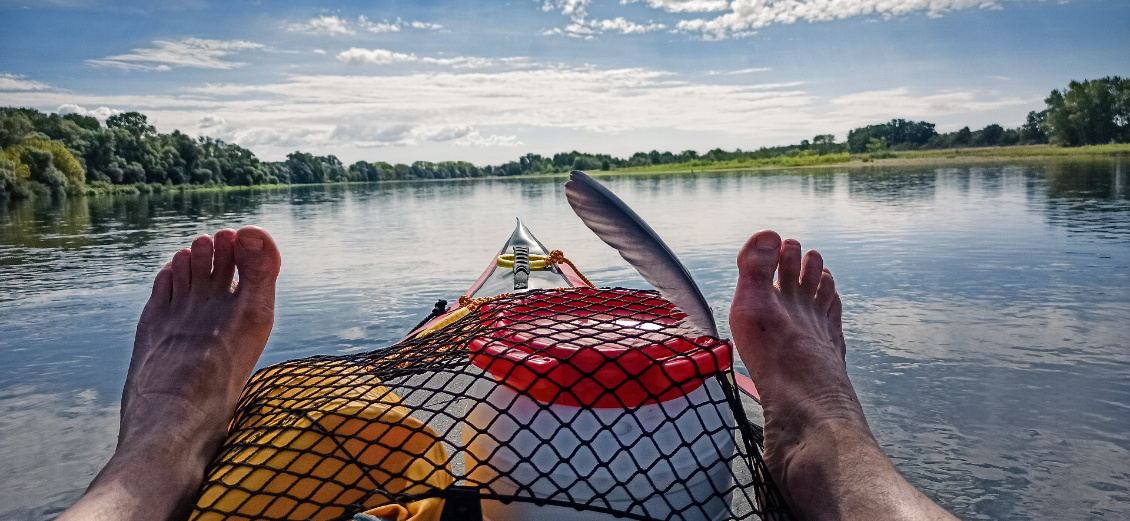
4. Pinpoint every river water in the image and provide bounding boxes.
[1,160,1128,520]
